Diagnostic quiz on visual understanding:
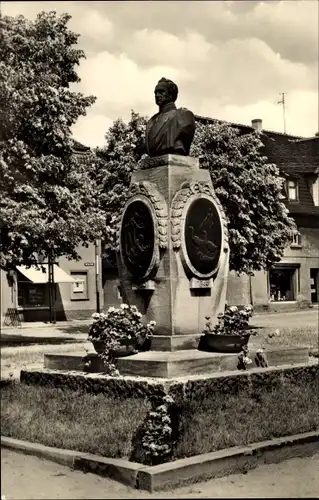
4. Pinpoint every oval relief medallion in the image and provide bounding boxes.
[120,199,156,279]
[183,197,222,277]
